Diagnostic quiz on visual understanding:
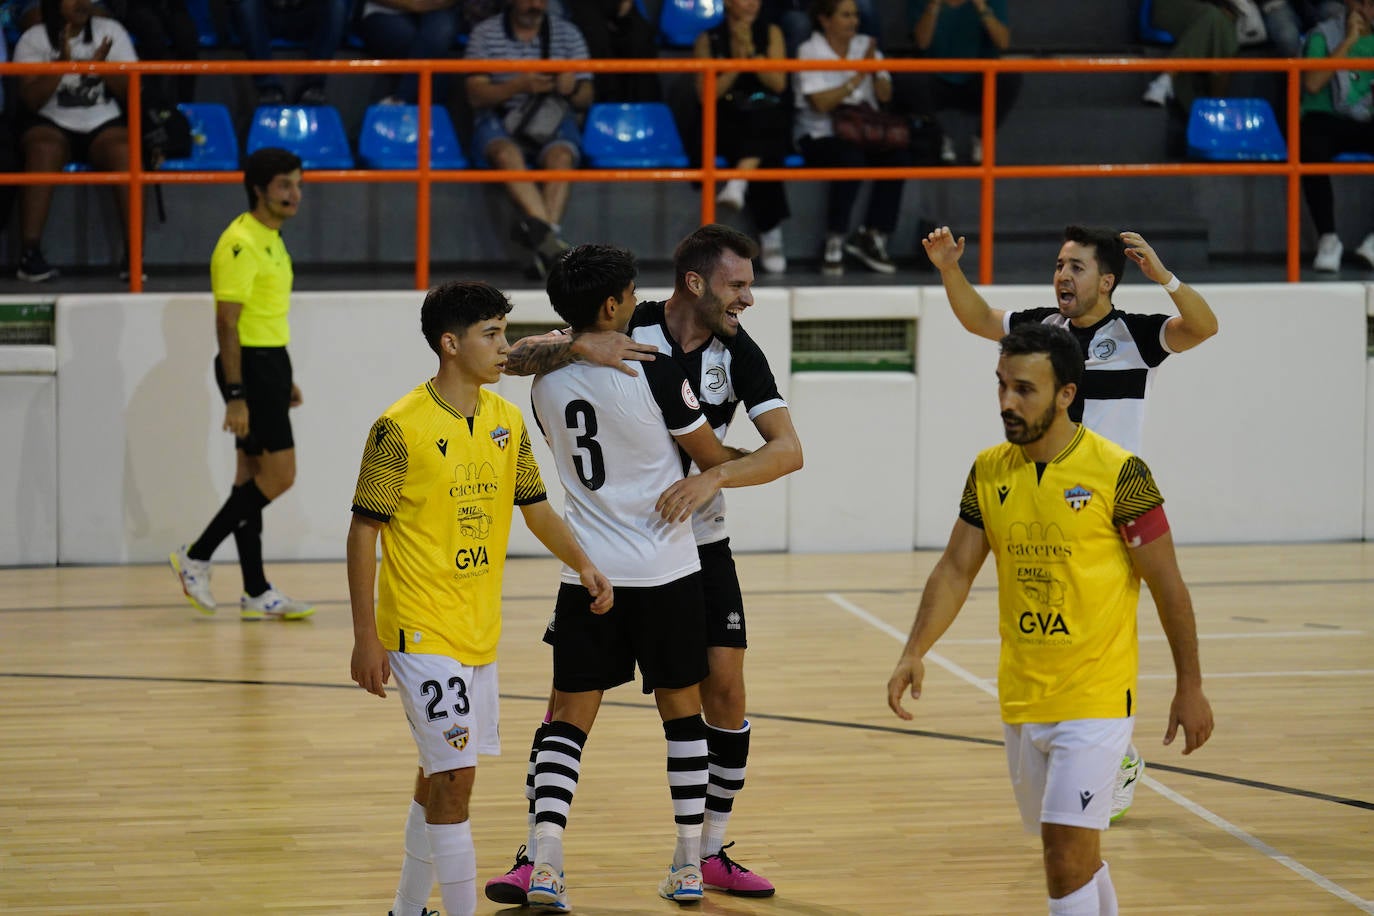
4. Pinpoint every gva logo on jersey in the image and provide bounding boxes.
[1005,521,1072,559]
[450,462,499,497]
[1019,610,1071,637]
[455,546,489,570]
